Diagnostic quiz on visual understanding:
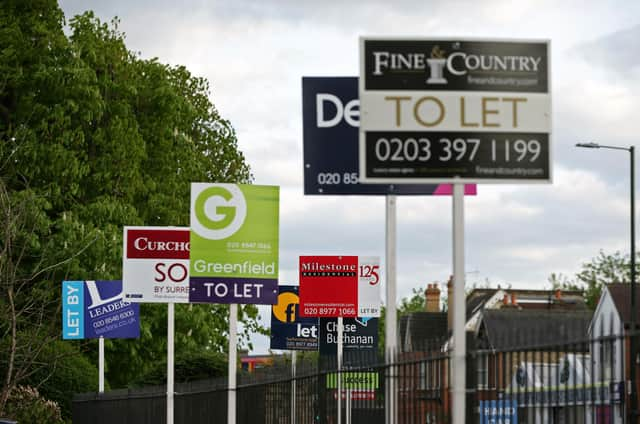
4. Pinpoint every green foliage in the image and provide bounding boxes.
[103,303,267,387]
[3,385,64,424]
[24,341,100,419]
[549,250,638,309]
[131,348,227,387]
[399,287,427,313]
[0,0,259,415]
